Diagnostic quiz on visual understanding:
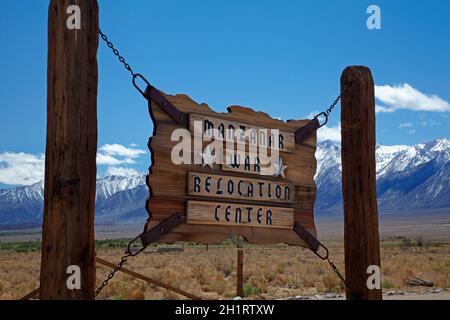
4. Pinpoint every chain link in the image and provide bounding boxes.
[94,232,148,298]
[312,83,353,128]
[99,29,151,98]
[327,258,346,288]
[99,29,135,77]
[94,253,130,297]
[311,242,346,288]
[324,88,345,117]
